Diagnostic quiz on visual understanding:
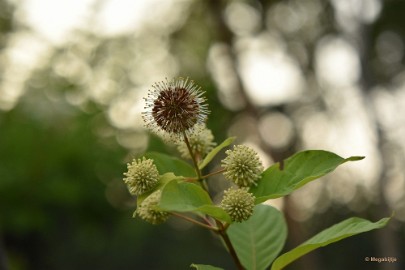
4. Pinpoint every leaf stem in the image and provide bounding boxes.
[171,212,218,231]
[201,168,226,179]
[184,177,199,183]
[184,168,226,183]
